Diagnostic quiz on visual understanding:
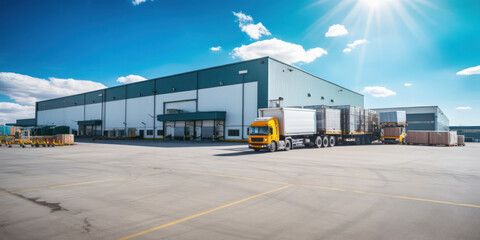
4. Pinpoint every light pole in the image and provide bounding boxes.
[239,70,248,139]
